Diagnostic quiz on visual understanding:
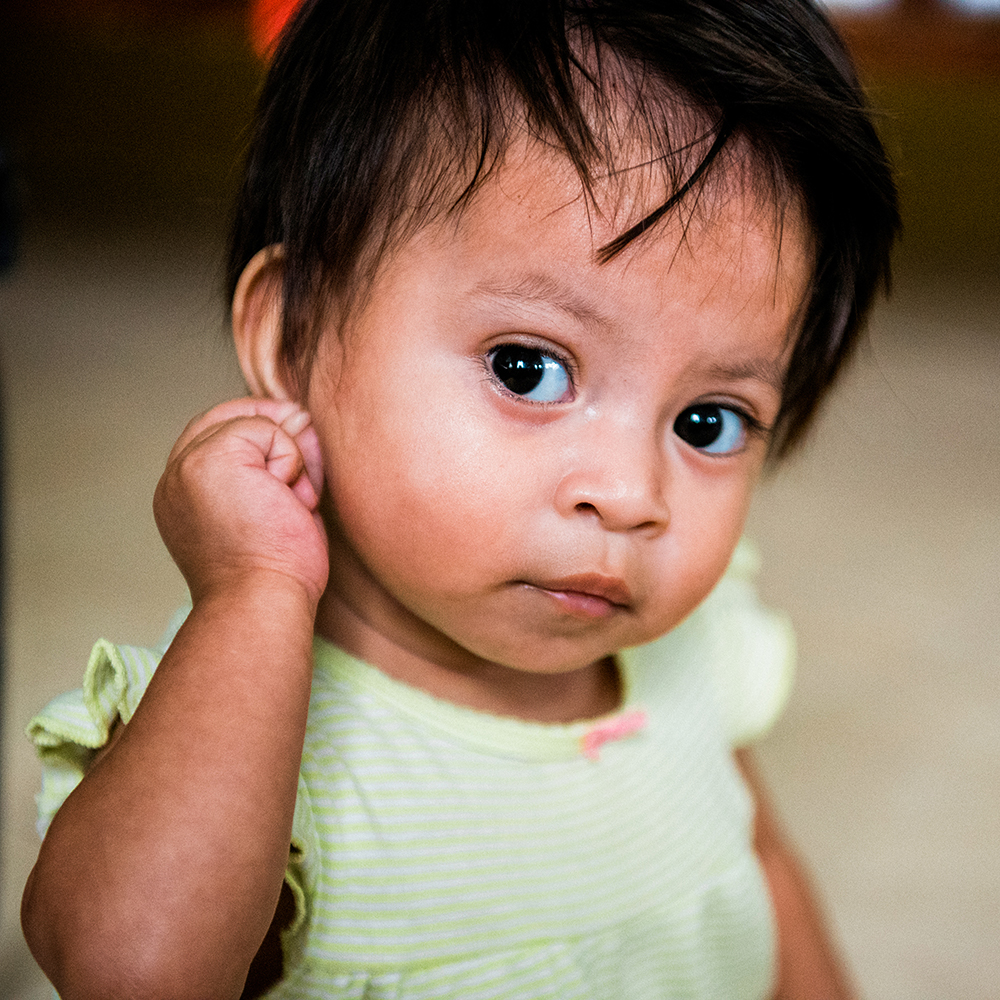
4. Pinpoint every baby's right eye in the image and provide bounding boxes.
[488,344,572,403]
